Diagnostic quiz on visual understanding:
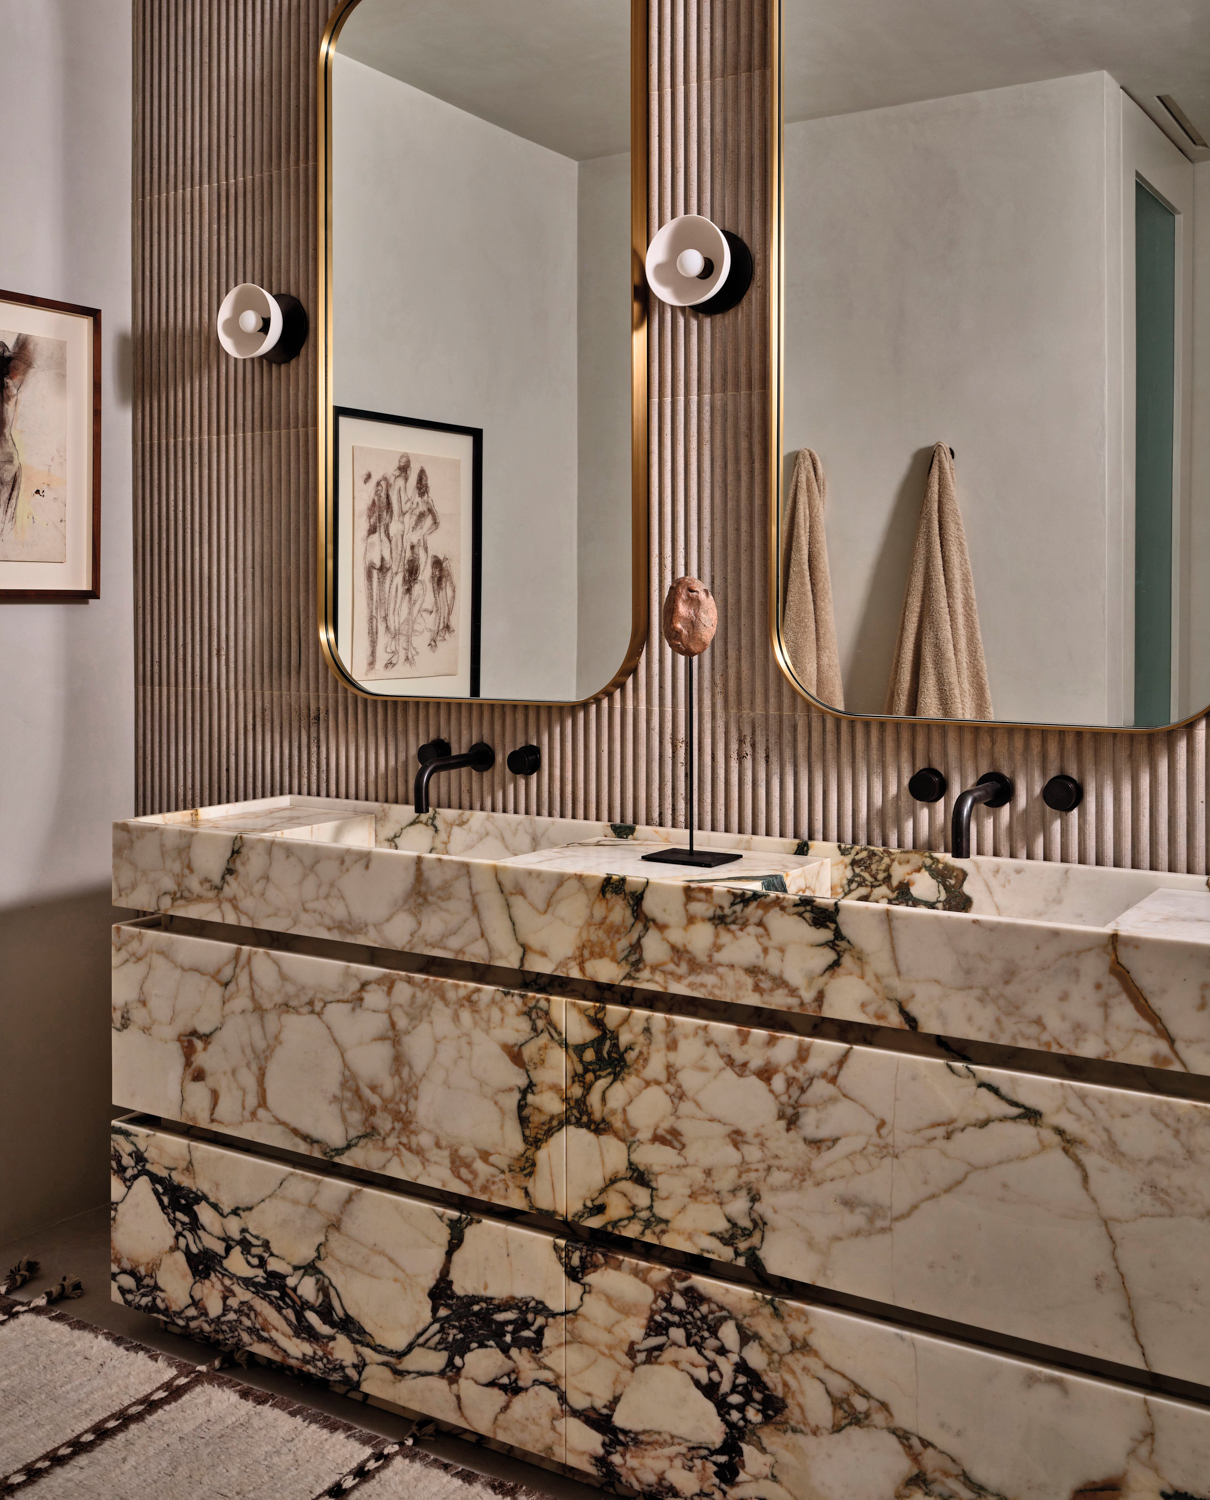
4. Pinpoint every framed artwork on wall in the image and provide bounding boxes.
[331,406,482,698]
[0,289,101,602]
